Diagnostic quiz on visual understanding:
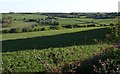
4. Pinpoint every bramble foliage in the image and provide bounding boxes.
[93,48,120,74]
[110,17,120,38]
[115,18,120,38]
